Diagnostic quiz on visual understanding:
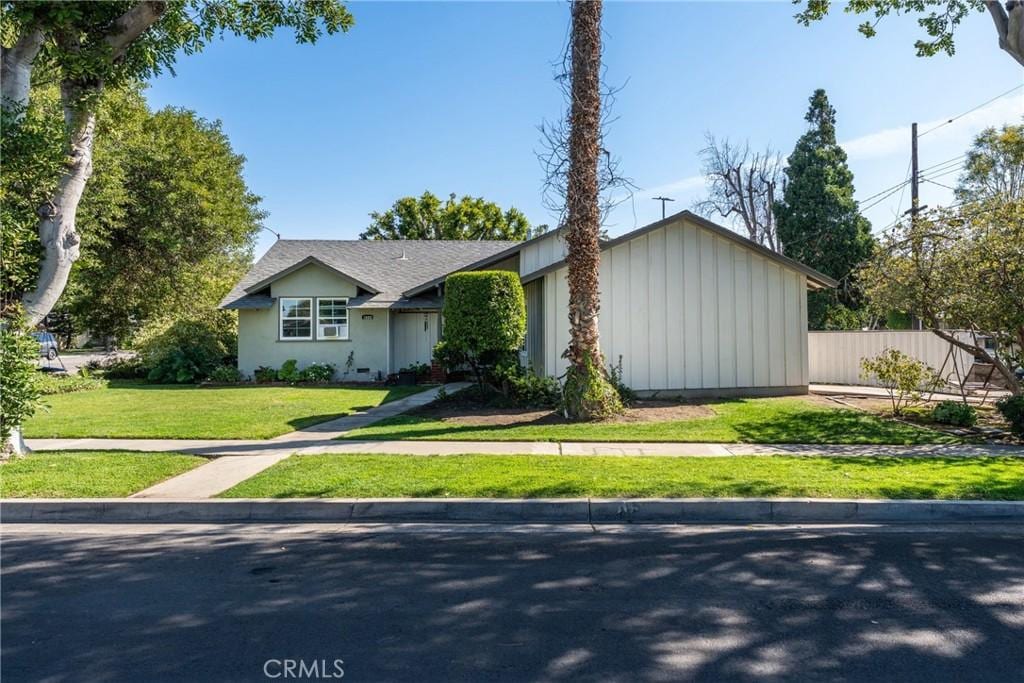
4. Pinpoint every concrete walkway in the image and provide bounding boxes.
[123,383,468,499]
[810,383,1012,404]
